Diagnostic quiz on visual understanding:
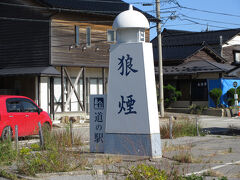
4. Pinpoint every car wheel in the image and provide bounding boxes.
[1,126,12,141]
